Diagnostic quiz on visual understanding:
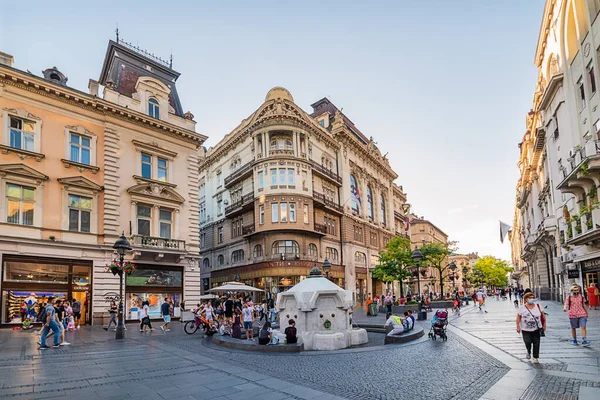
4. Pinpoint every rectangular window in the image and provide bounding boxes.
[9,117,35,152]
[287,169,295,186]
[6,184,34,226]
[68,194,92,232]
[217,172,222,187]
[259,205,265,224]
[157,158,168,182]
[141,153,152,179]
[159,209,172,239]
[258,172,264,189]
[217,226,223,243]
[289,203,296,222]
[200,202,206,222]
[579,78,586,109]
[280,203,288,222]
[279,168,286,186]
[69,133,91,165]
[272,203,279,223]
[271,169,277,186]
[200,232,206,248]
[137,205,152,236]
[217,200,223,215]
[303,204,309,224]
[590,66,597,94]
